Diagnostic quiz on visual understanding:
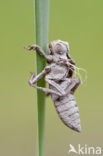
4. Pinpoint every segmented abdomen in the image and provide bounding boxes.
[54,94,81,132]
